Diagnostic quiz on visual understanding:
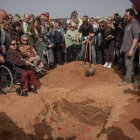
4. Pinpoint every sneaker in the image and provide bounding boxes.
[118,81,129,86]
[107,62,112,69]
[103,62,109,67]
